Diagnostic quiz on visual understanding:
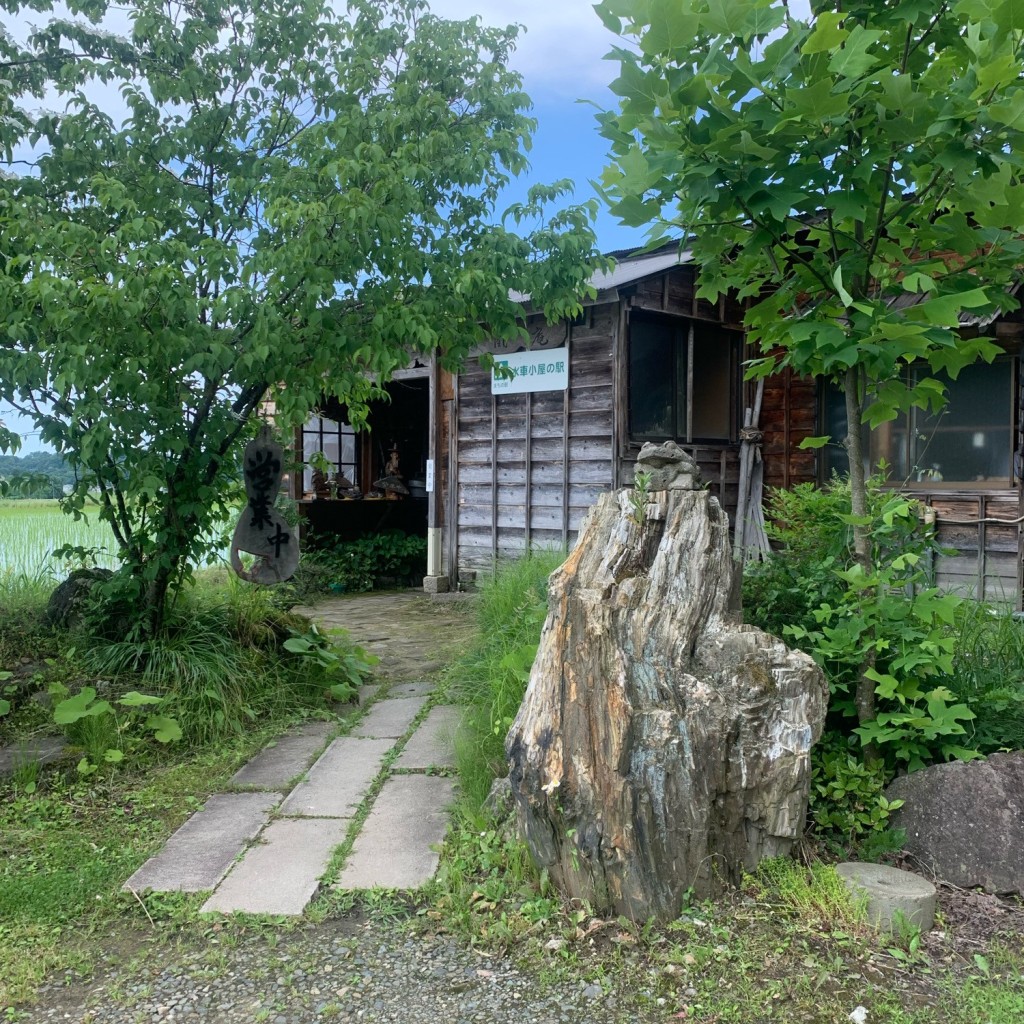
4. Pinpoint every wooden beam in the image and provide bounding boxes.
[525,390,533,551]
[491,392,499,566]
